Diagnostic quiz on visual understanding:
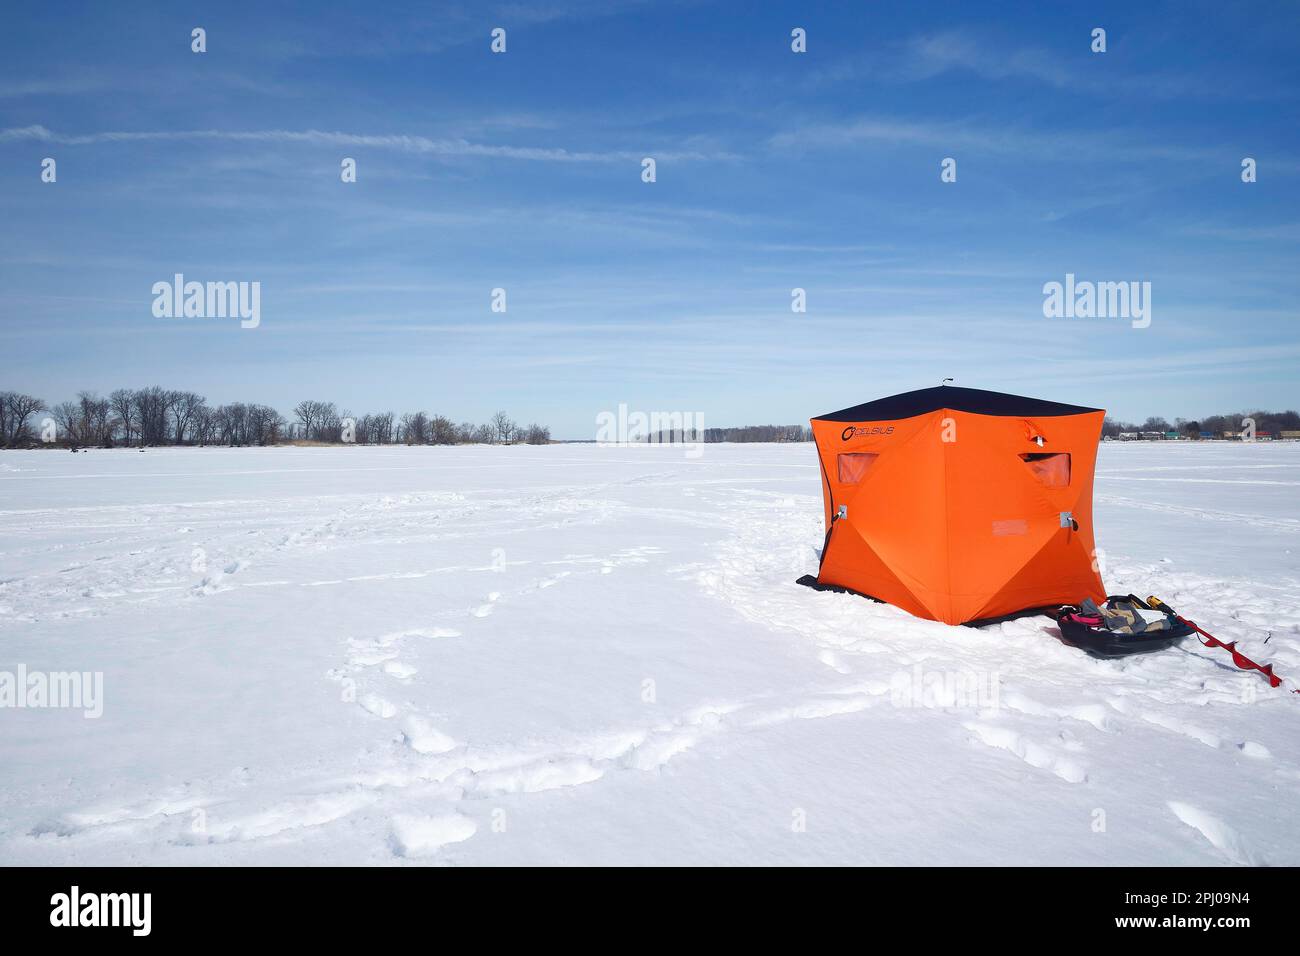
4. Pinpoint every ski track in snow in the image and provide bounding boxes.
[2,442,1299,865]
[1096,492,1300,533]
[1167,801,1263,866]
